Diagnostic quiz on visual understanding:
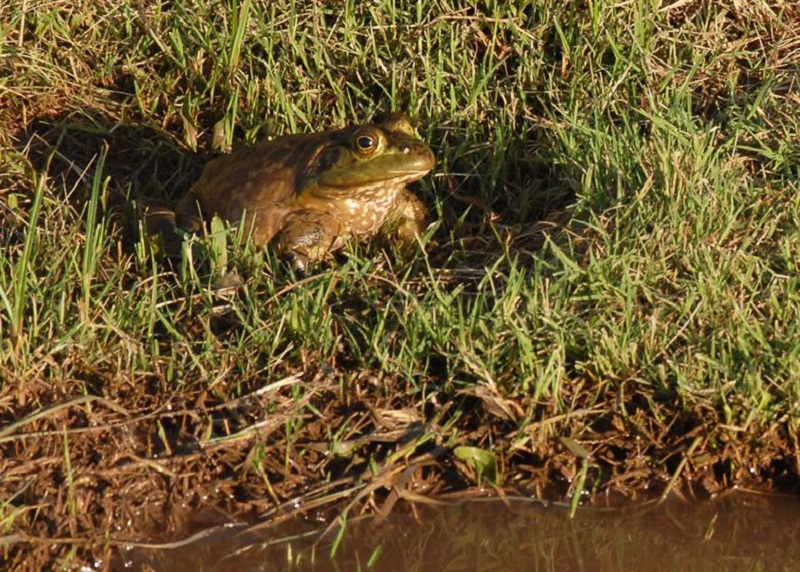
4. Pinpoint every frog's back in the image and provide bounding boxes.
[176,134,321,244]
